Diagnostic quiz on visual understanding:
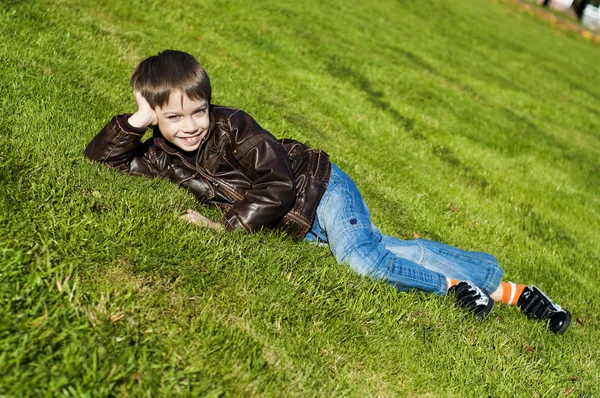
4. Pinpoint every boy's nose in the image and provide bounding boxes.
[182,117,198,133]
